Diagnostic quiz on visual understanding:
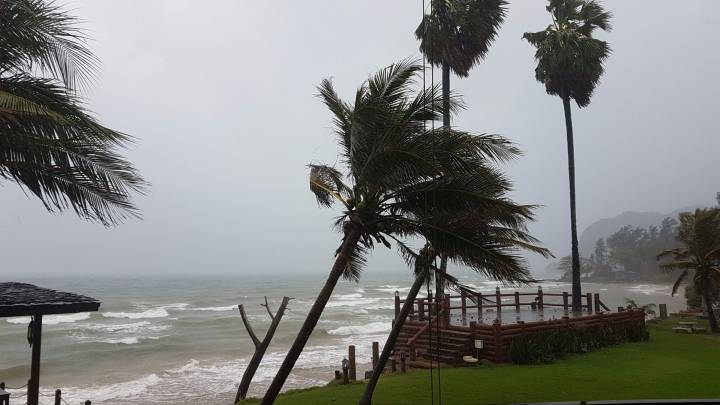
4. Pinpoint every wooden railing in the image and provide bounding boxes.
[395,286,610,325]
[407,308,445,361]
